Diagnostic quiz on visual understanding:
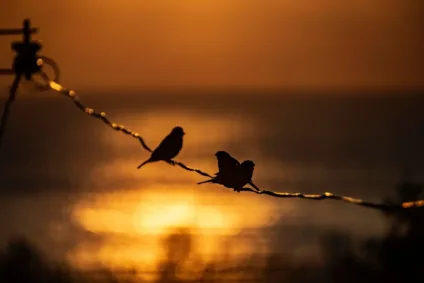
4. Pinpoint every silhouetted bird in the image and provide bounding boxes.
[137,126,185,169]
[197,151,240,186]
[232,160,256,192]
[215,151,240,175]
[198,151,257,192]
